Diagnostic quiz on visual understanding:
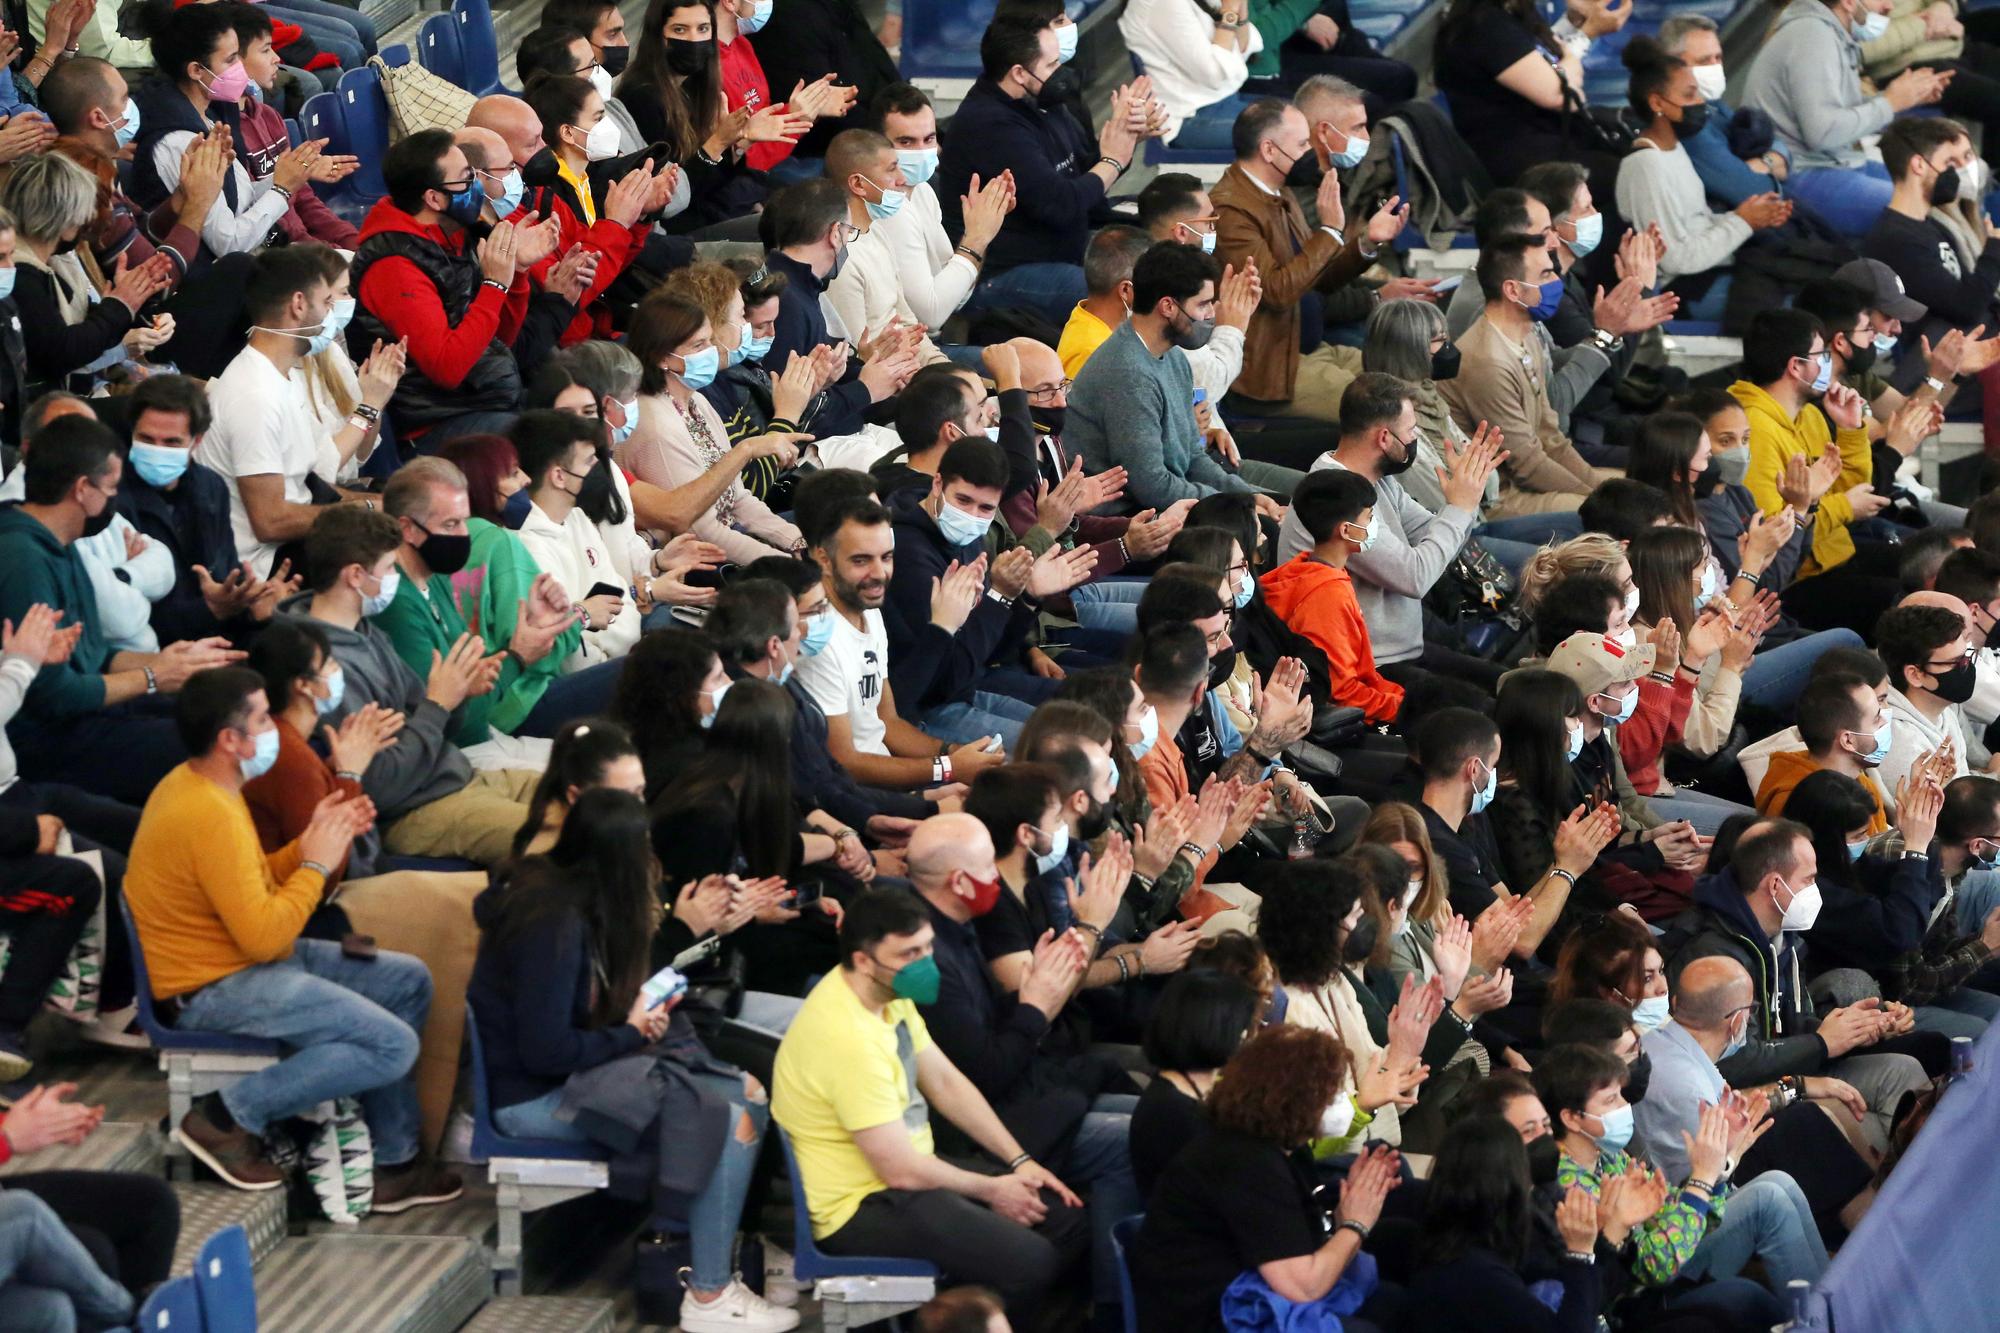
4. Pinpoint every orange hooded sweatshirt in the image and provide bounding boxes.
[1755,749,1889,834]
[1259,553,1404,725]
